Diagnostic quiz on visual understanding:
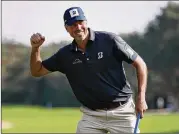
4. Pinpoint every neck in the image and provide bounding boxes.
[75,30,89,52]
